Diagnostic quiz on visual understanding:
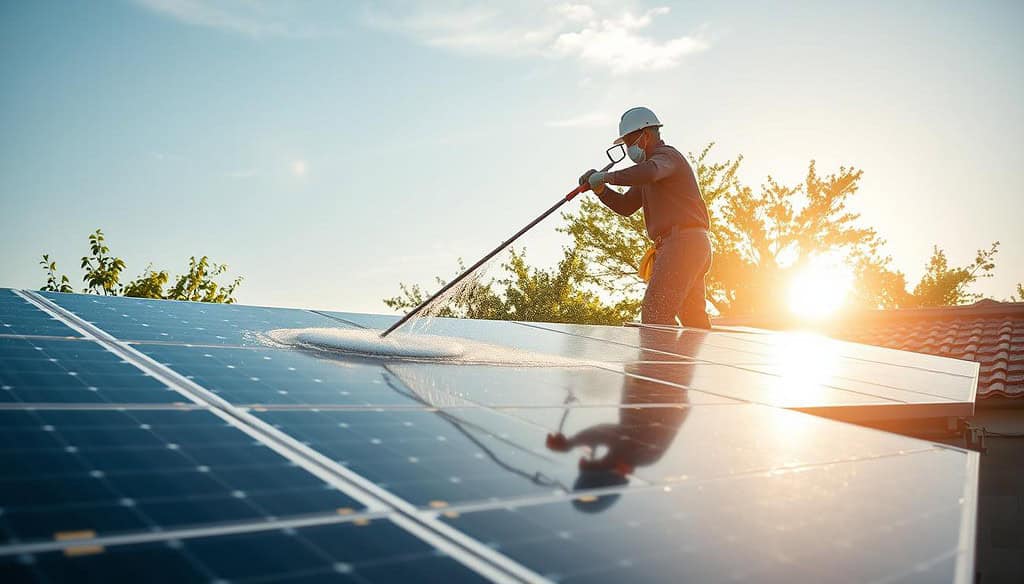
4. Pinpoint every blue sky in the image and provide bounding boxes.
[1,1,1021,312]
